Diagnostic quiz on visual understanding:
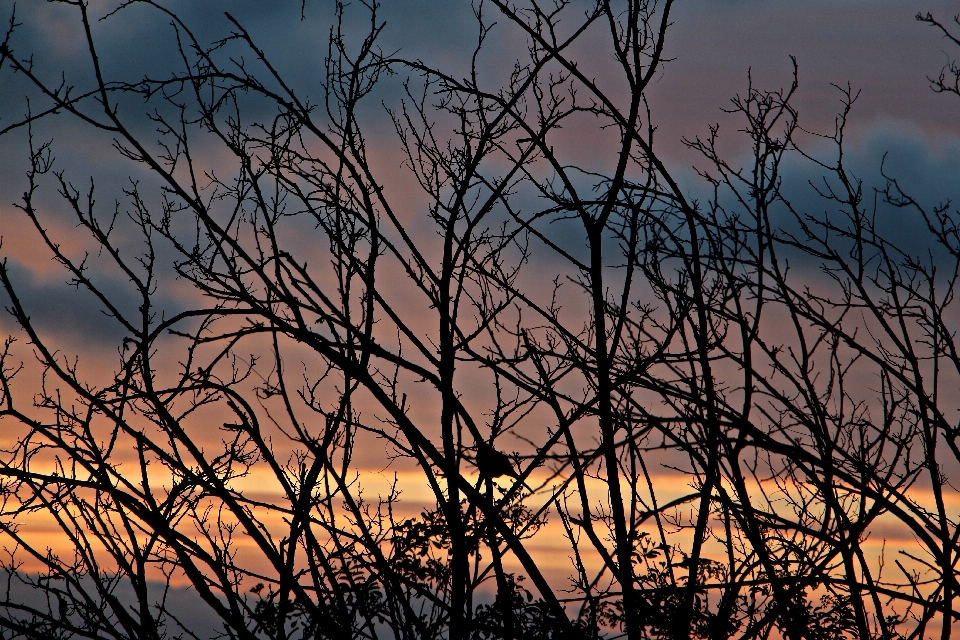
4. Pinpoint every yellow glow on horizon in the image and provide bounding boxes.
[2,458,949,591]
